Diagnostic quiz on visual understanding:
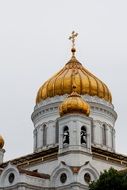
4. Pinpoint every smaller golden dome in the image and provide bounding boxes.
[59,90,90,117]
[0,135,4,149]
